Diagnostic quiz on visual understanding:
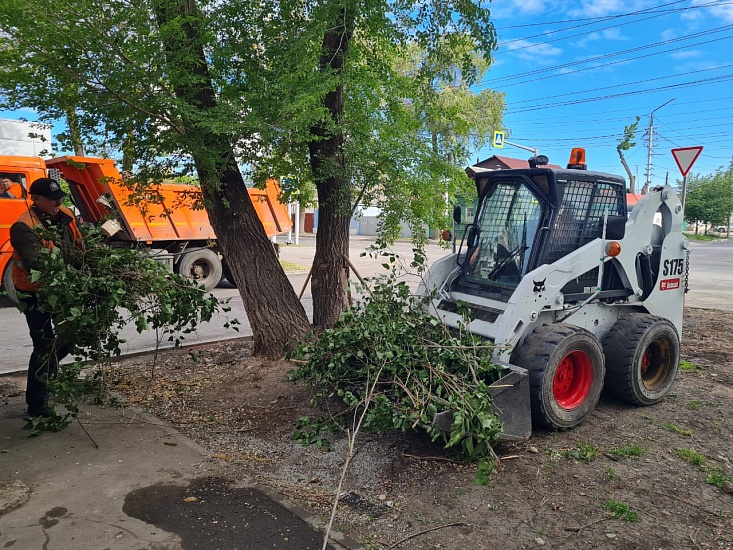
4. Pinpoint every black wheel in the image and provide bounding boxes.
[602,314,680,406]
[176,249,222,291]
[2,261,18,305]
[511,324,605,430]
[221,259,238,287]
